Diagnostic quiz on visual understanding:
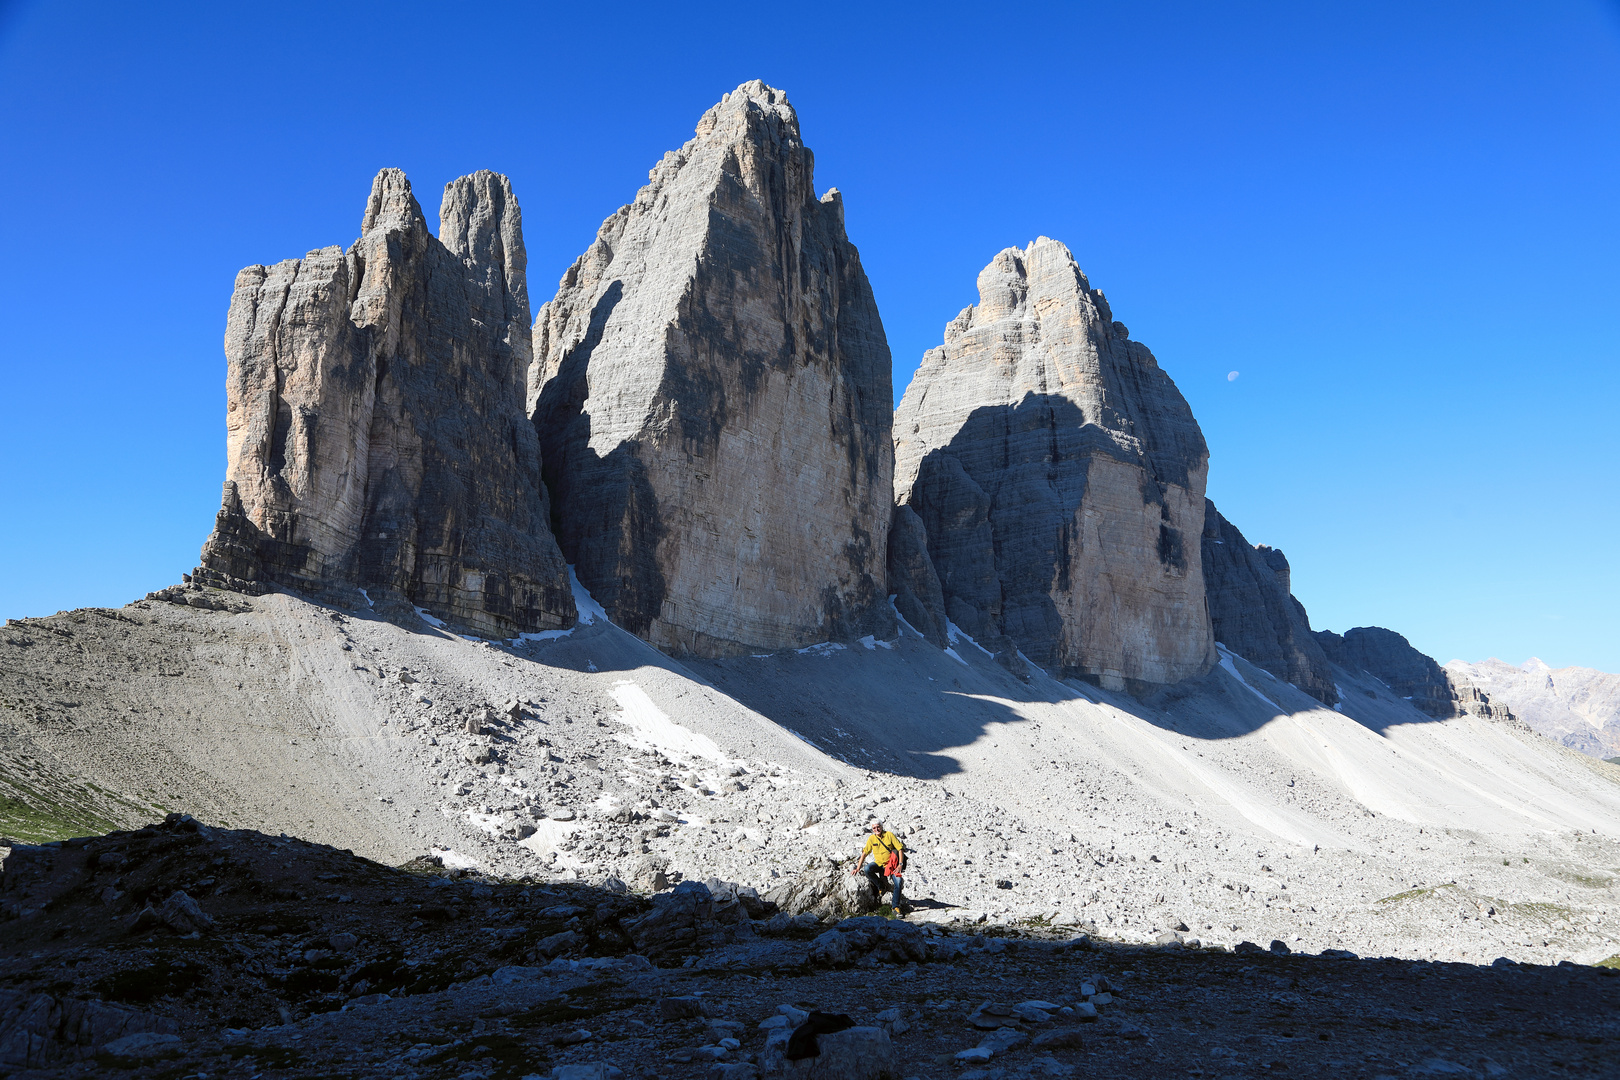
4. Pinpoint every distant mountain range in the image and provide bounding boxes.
[1447,657,1620,759]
